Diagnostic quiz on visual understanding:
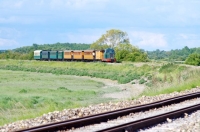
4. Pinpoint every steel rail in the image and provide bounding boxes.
[98,103,200,132]
[17,92,200,132]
